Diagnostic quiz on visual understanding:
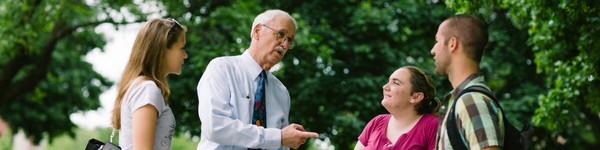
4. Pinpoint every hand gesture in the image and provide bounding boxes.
[281,123,319,149]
